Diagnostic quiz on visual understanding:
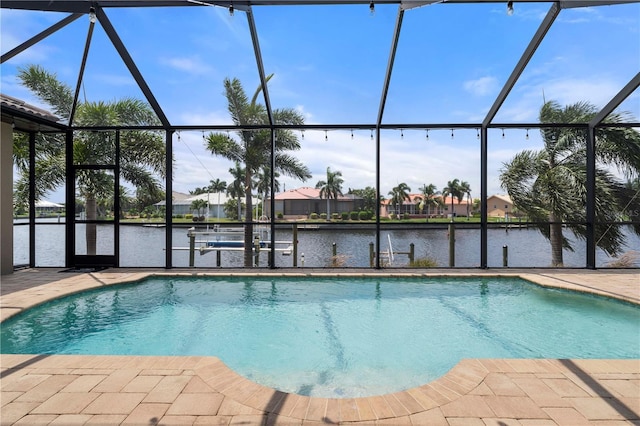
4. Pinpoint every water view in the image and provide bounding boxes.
[13,219,640,268]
